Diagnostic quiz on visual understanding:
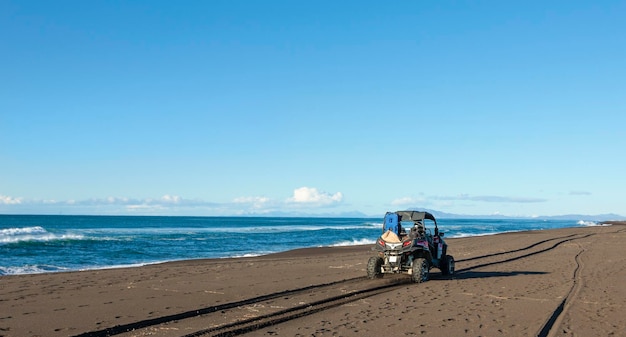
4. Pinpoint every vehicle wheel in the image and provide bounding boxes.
[367,256,384,279]
[411,258,429,283]
[441,255,455,276]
